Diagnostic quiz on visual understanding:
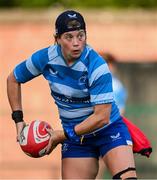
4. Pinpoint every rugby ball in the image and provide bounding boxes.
[19,120,51,158]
